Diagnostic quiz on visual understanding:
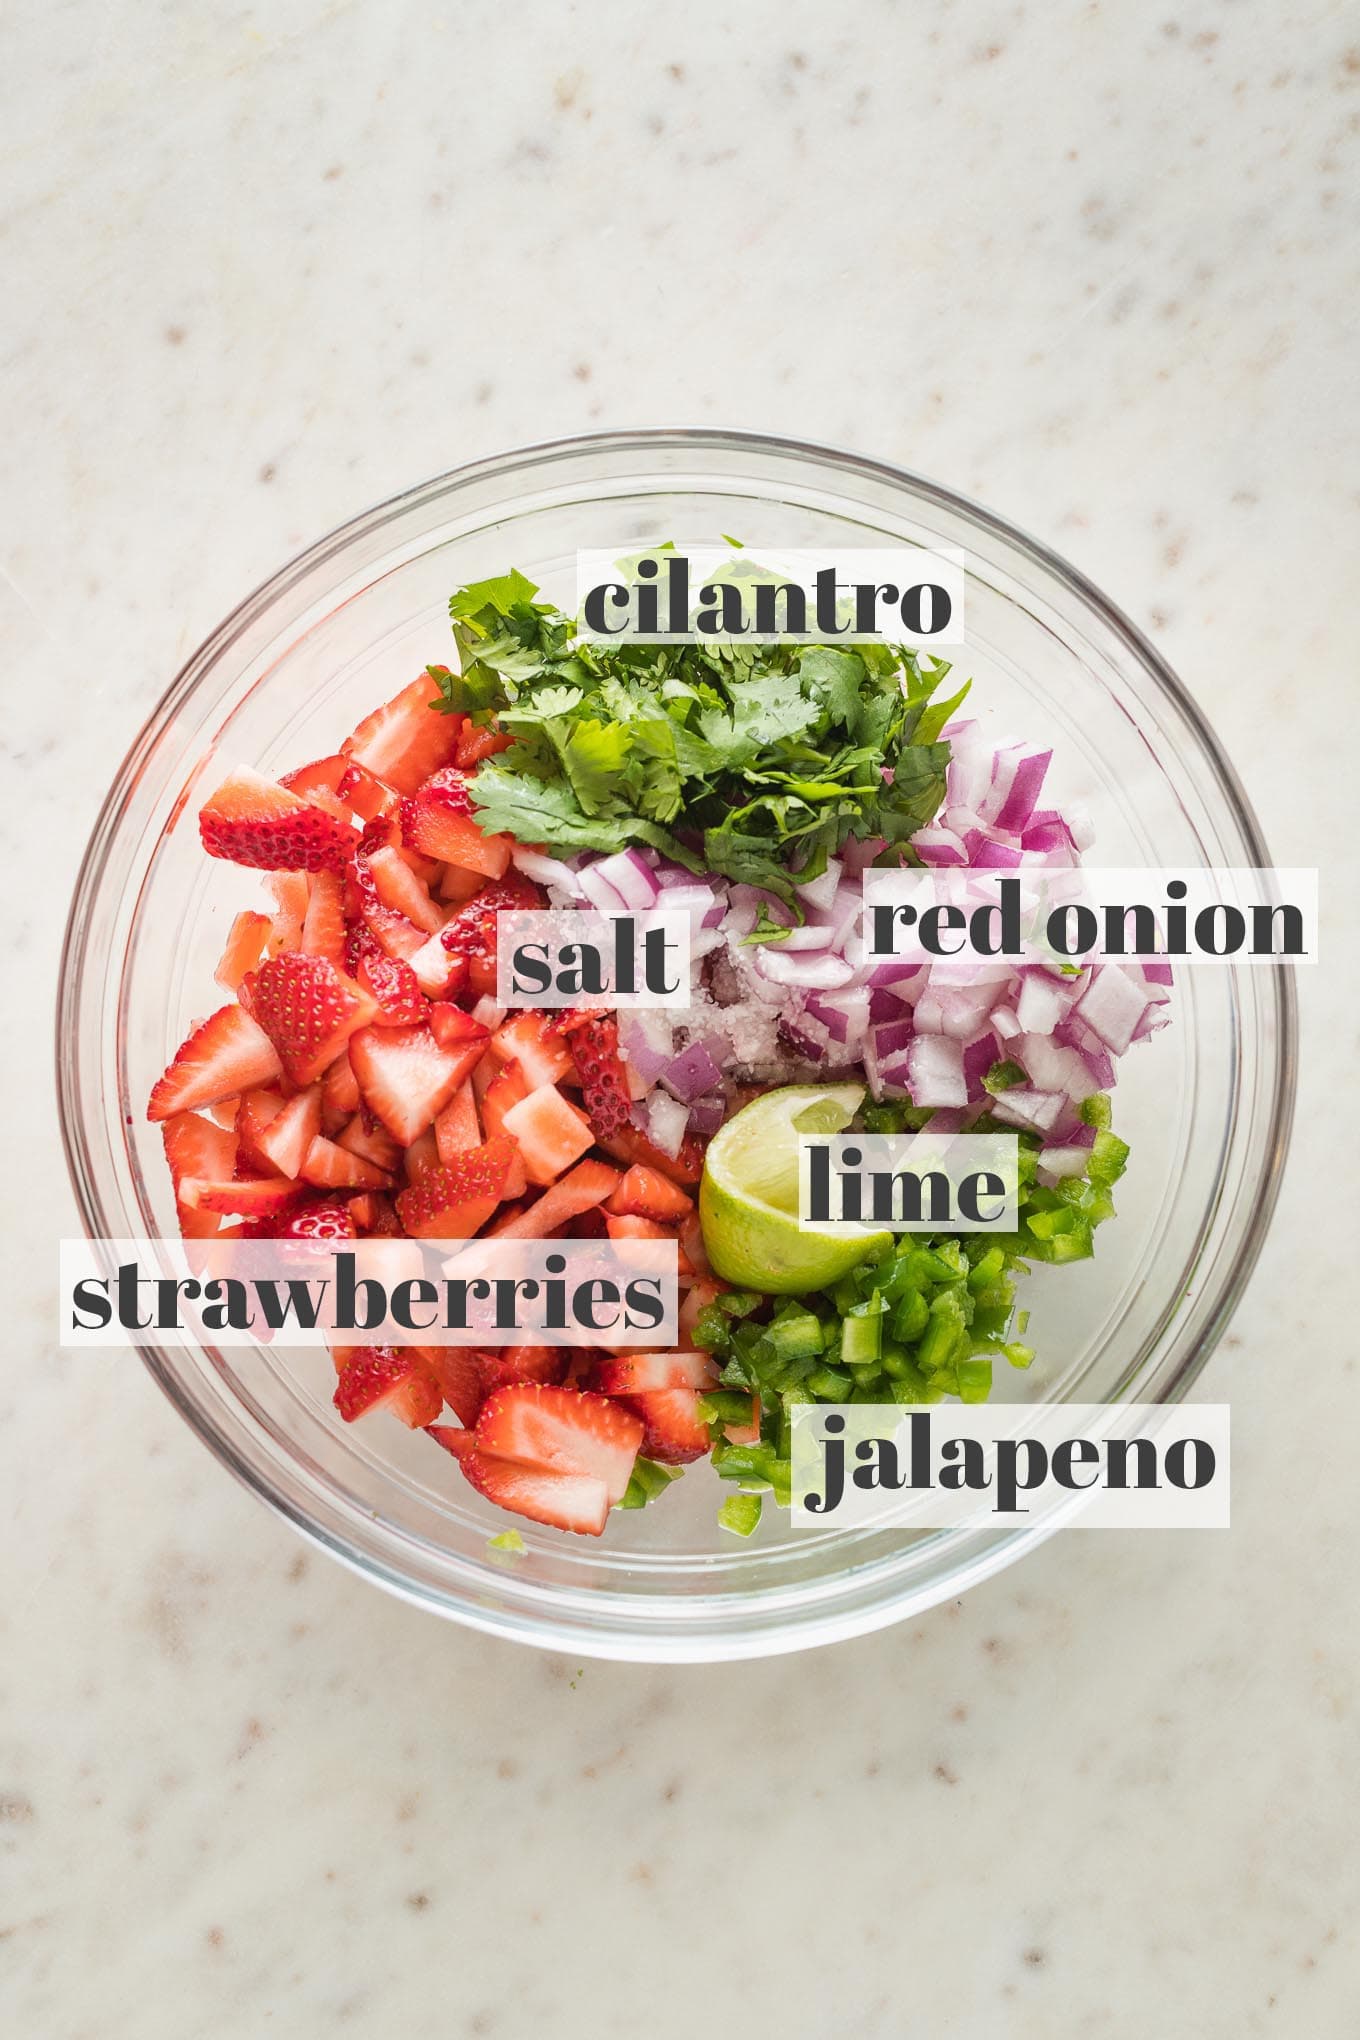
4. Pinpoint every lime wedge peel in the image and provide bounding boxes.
[699,1084,892,1294]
